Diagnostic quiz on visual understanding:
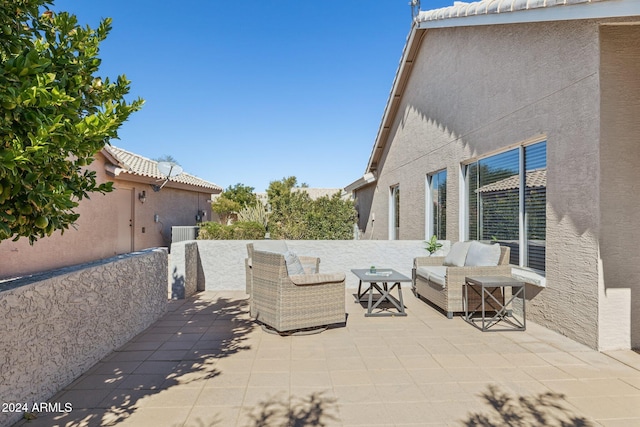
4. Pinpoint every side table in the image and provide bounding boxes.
[464,276,526,331]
